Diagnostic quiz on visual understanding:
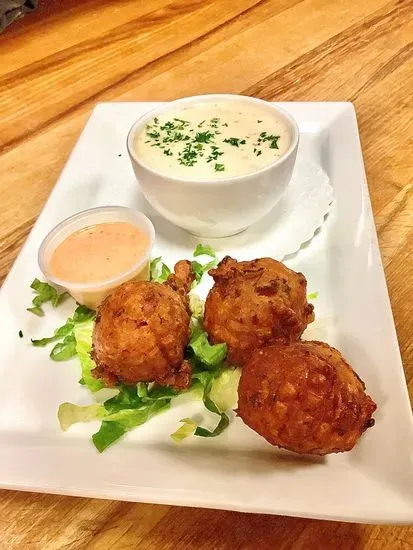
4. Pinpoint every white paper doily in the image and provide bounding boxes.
[152,158,334,262]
